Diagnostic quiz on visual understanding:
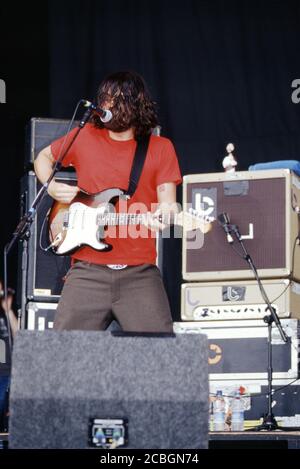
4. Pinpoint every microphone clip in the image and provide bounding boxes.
[225,228,234,244]
[217,212,240,244]
[228,223,241,241]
